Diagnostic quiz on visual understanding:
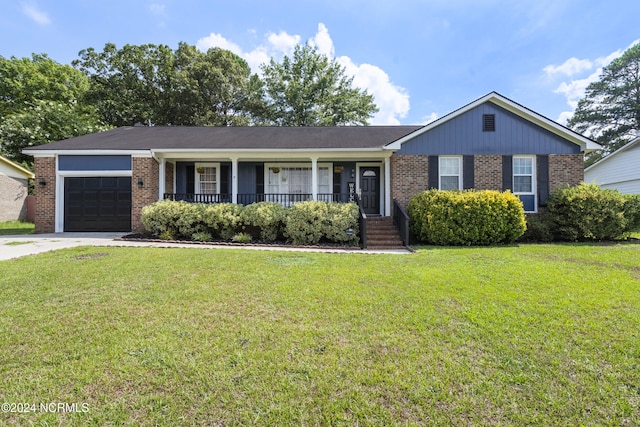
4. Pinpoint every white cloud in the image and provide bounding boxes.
[422,112,438,125]
[543,57,592,77]
[266,31,300,57]
[309,23,334,58]
[21,1,51,26]
[197,33,243,56]
[196,23,410,125]
[548,39,640,124]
